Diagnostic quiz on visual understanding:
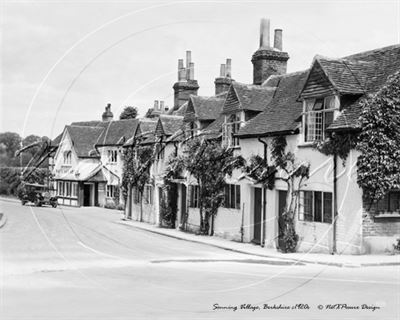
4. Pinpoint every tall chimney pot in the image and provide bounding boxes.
[220,64,226,77]
[188,62,195,80]
[259,18,270,48]
[154,100,159,111]
[274,29,283,51]
[160,100,165,112]
[186,51,191,69]
[178,59,186,81]
[225,58,232,77]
